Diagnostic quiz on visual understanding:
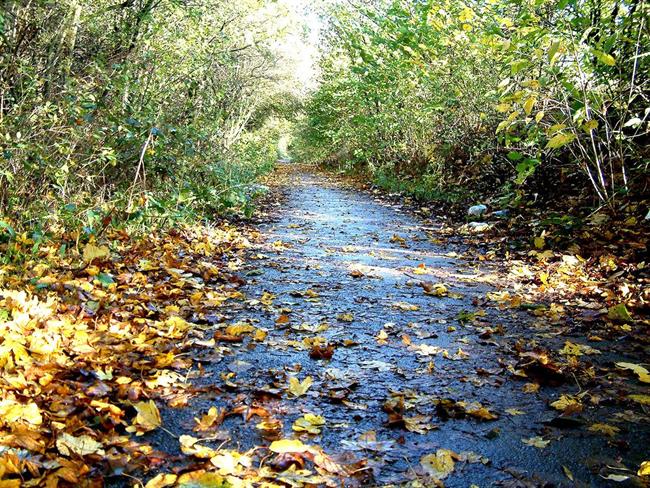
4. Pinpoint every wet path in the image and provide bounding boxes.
[142,168,648,487]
